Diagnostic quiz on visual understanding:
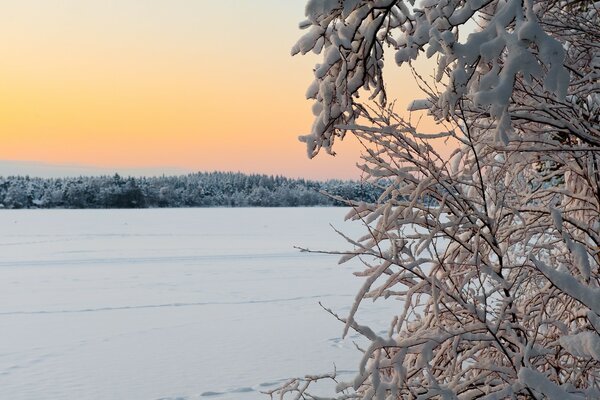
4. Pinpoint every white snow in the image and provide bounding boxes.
[406,99,433,112]
[559,331,600,361]
[0,208,396,400]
